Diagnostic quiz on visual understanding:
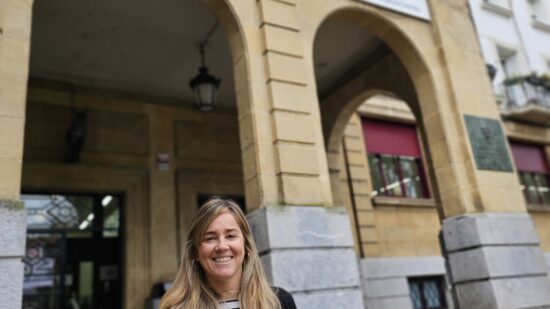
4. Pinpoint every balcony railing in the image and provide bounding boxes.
[501,74,550,125]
